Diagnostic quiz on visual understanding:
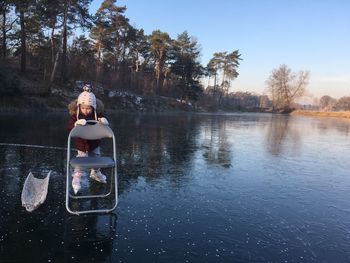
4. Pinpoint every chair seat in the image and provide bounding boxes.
[70,156,115,168]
